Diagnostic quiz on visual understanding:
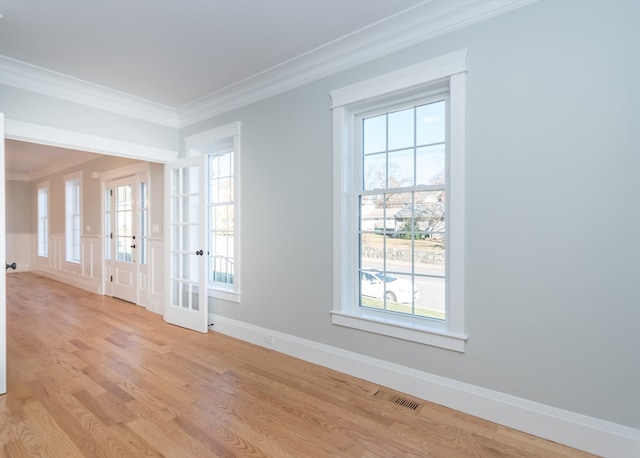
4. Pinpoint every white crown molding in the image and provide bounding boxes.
[0,56,179,128]
[5,172,31,182]
[177,0,536,127]
[33,154,96,182]
[0,1,535,130]
[209,313,640,458]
